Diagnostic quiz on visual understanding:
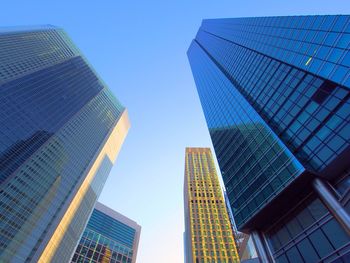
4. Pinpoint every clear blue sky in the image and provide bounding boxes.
[2,1,350,262]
